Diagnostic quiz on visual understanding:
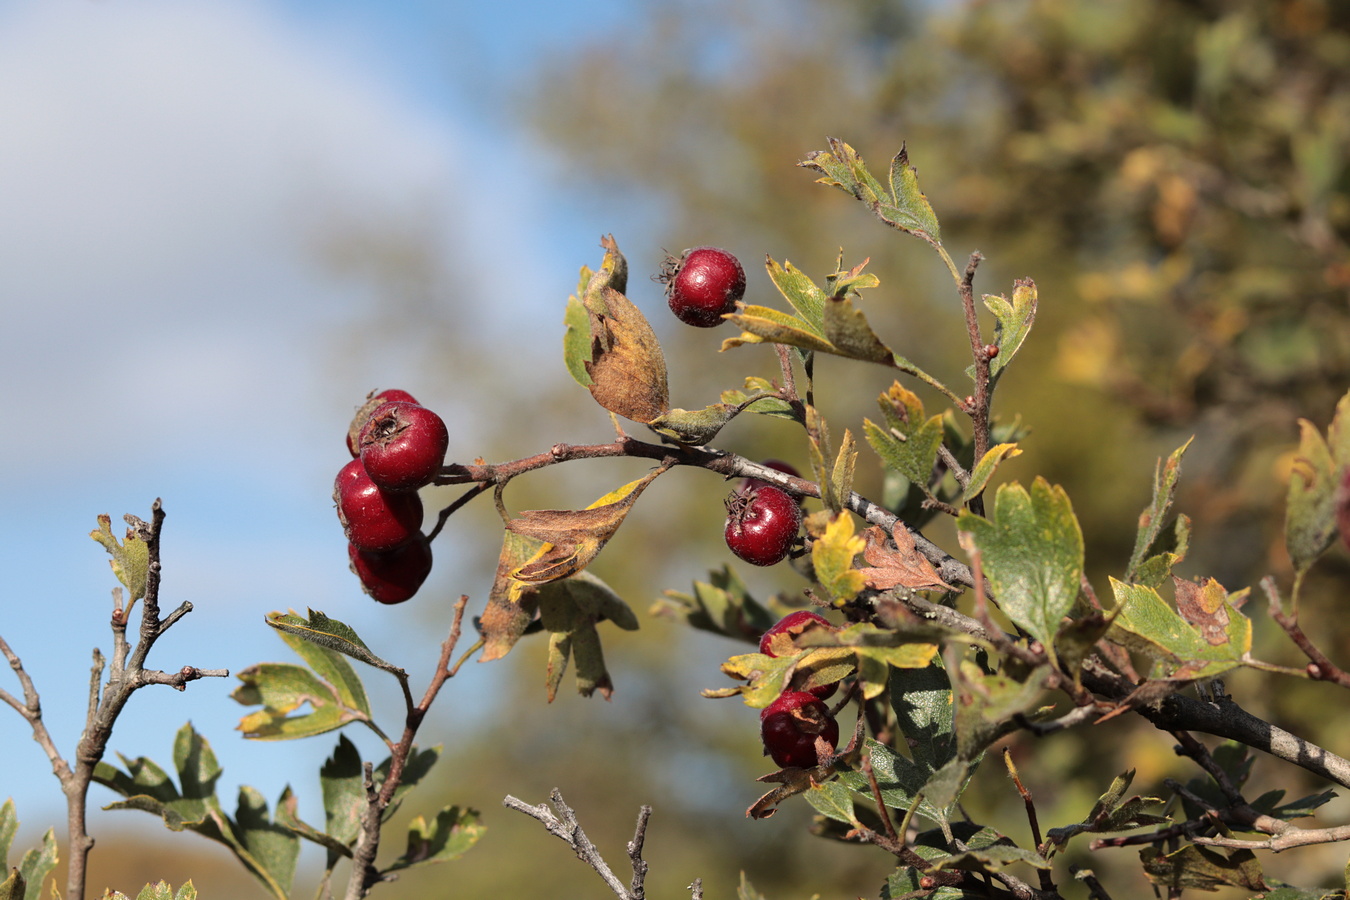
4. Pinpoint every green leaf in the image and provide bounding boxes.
[884,866,983,899]
[800,138,941,245]
[981,279,1037,385]
[721,377,797,421]
[864,382,945,491]
[89,513,149,603]
[16,829,55,900]
[232,786,299,896]
[268,609,400,680]
[131,884,197,900]
[889,659,956,773]
[1286,418,1339,581]
[960,443,1021,504]
[0,871,23,900]
[764,256,828,330]
[1126,439,1194,584]
[0,799,17,867]
[1107,577,1252,679]
[652,565,777,639]
[648,403,740,445]
[723,304,833,354]
[836,739,974,826]
[949,650,1052,760]
[384,806,484,872]
[320,734,364,848]
[821,295,894,364]
[1139,845,1265,892]
[1045,770,1167,850]
[562,295,593,387]
[804,782,857,825]
[231,663,357,740]
[535,573,635,701]
[956,478,1084,657]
